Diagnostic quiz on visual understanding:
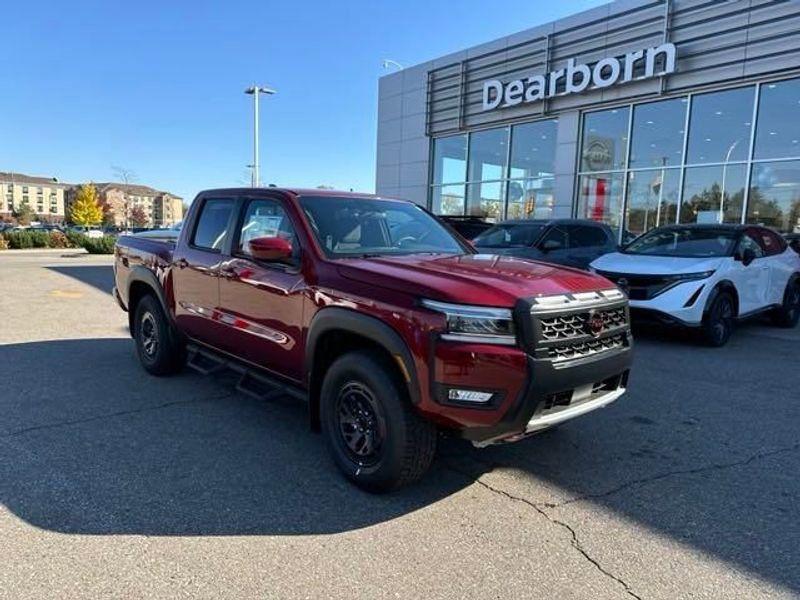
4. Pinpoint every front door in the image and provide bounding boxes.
[172,196,238,349]
[217,196,306,383]
[730,231,769,314]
